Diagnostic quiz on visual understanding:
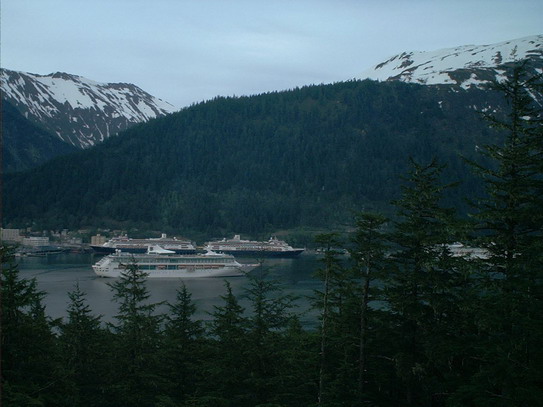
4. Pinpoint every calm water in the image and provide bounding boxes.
[17,252,324,326]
